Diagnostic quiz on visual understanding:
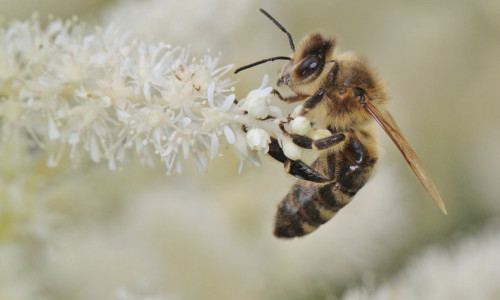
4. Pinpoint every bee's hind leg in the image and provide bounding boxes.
[267,137,288,163]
